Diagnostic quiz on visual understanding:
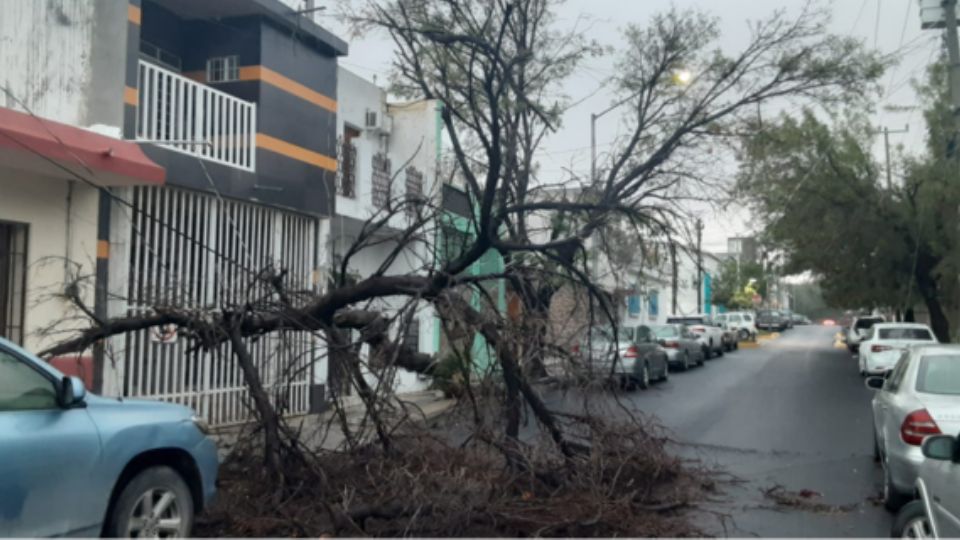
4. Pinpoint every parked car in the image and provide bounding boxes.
[865,344,960,510]
[781,309,795,329]
[791,313,811,325]
[665,315,725,358]
[756,309,788,332]
[719,311,758,341]
[891,432,960,538]
[845,314,886,353]
[577,326,669,389]
[0,337,219,537]
[858,323,938,376]
[649,324,705,371]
